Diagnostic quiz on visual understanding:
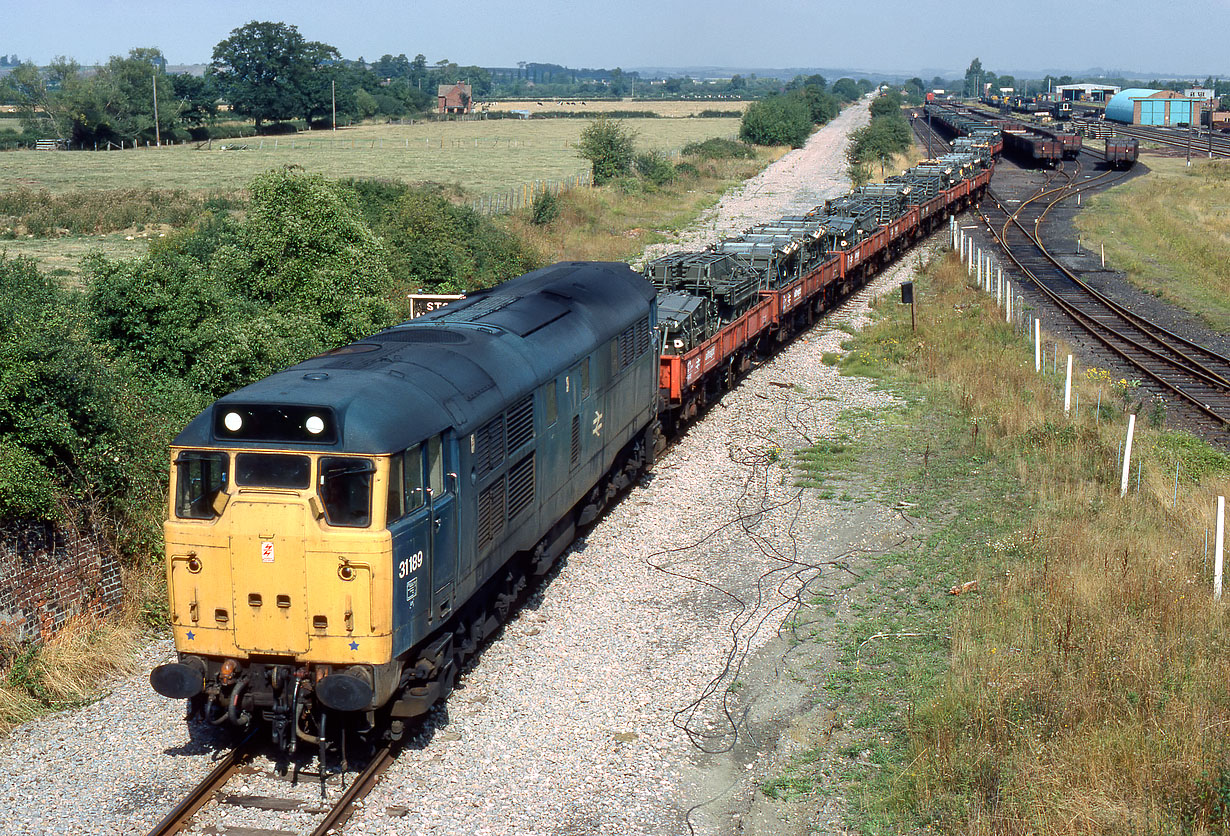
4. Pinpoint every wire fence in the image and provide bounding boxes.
[469,171,593,215]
